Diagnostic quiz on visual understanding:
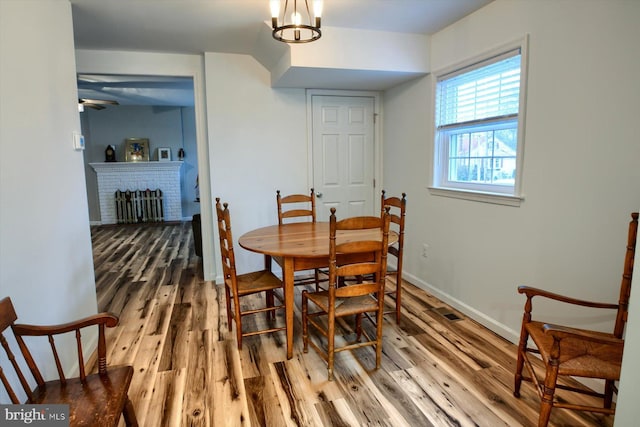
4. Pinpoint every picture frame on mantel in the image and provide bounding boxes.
[124,138,149,162]
[158,148,171,162]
